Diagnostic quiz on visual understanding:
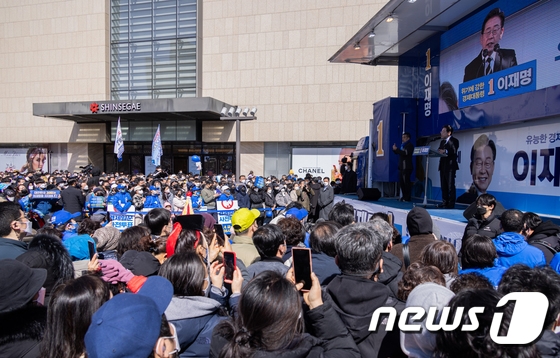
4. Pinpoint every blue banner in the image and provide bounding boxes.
[31,190,60,200]
[459,60,536,108]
